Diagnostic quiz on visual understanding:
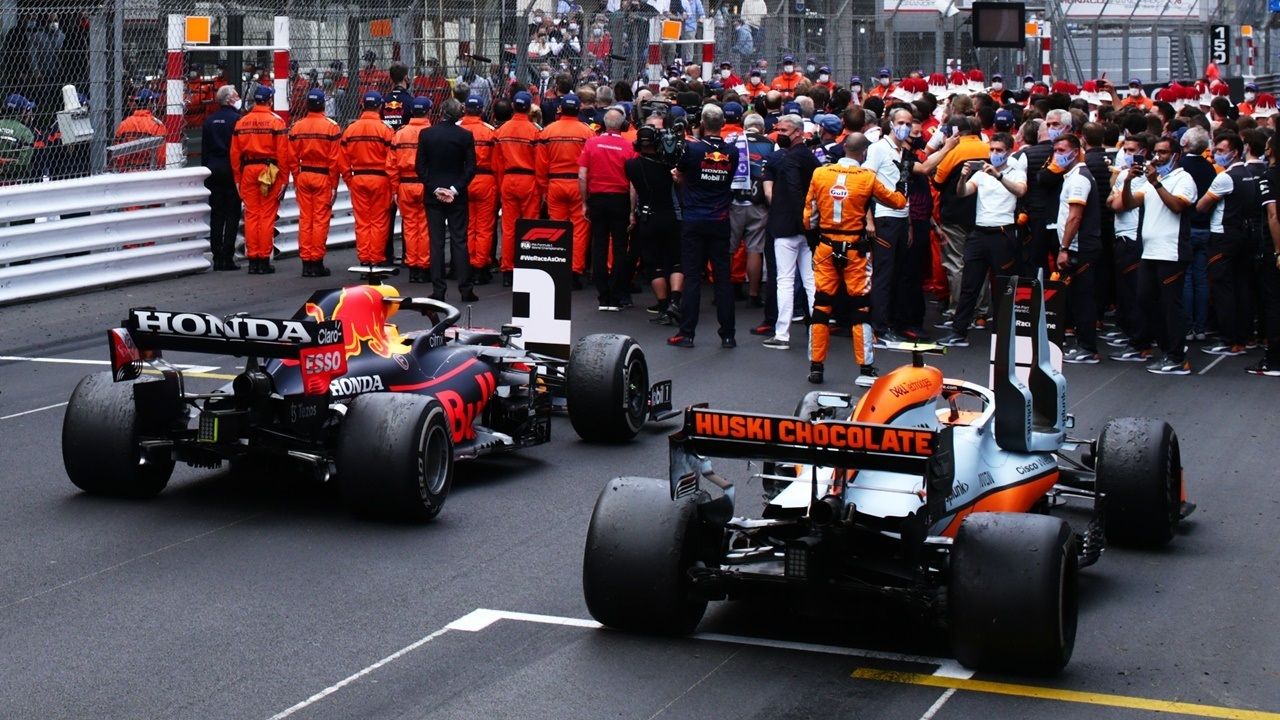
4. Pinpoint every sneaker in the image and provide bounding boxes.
[1063,348,1102,364]
[937,333,969,348]
[598,305,622,312]
[1202,344,1246,357]
[750,323,774,336]
[1245,340,1260,350]
[901,328,932,341]
[933,320,954,330]
[1245,359,1280,376]
[1147,356,1191,375]
[762,336,790,350]
[859,364,878,378]
[1185,330,1207,342]
[807,362,824,384]
[973,317,987,329]
[874,330,909,348]
[721,337,737,349]
[1104,334,1133,348]
[1109,345,1153,362]
[647,301,666,315]
[1100,329,1128,342]
[650,311,676,326]
[791,313,806,323]
[667,335,694,348]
